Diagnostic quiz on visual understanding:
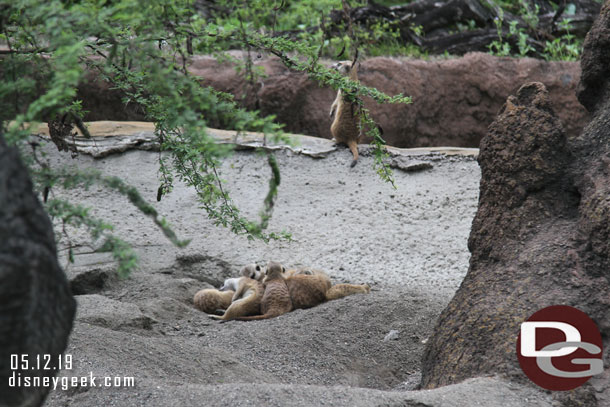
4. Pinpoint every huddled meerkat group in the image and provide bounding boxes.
[193,261,370,321]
